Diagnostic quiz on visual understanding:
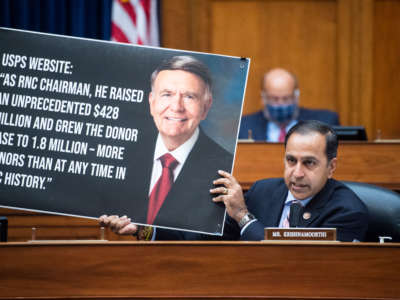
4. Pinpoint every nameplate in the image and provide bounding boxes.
[264,228,337,241]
